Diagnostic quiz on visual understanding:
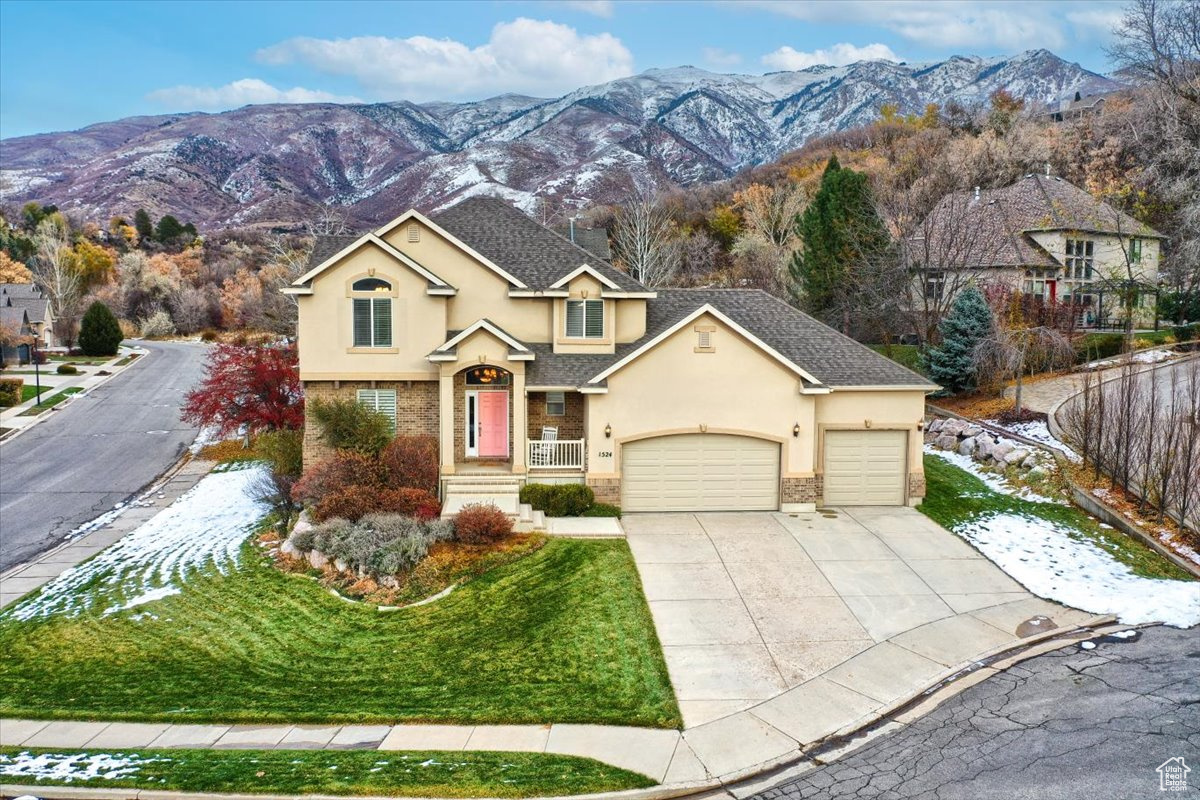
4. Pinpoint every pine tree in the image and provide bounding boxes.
[924,287,994,394]
[78,301,123,357]
[155,214,186,242]
[789,155,892,332]
[133,209,154,243]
